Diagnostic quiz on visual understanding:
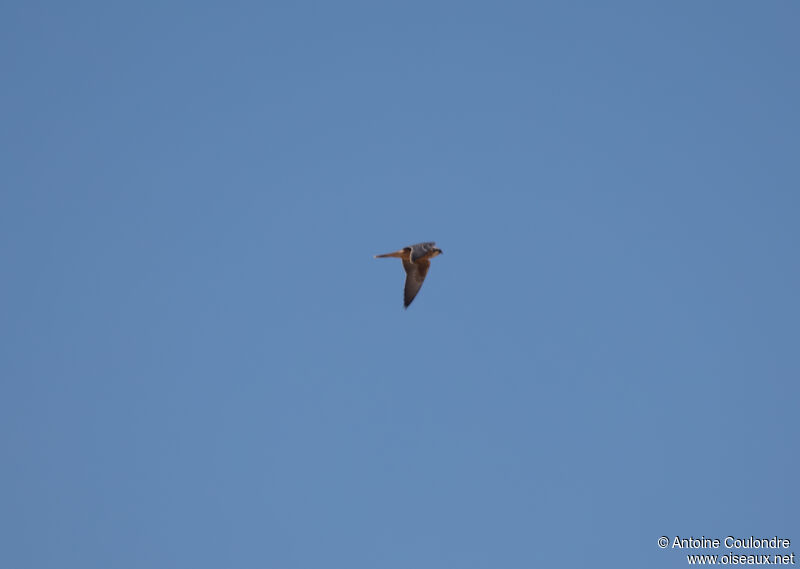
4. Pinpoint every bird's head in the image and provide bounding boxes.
[432,247,443,257]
